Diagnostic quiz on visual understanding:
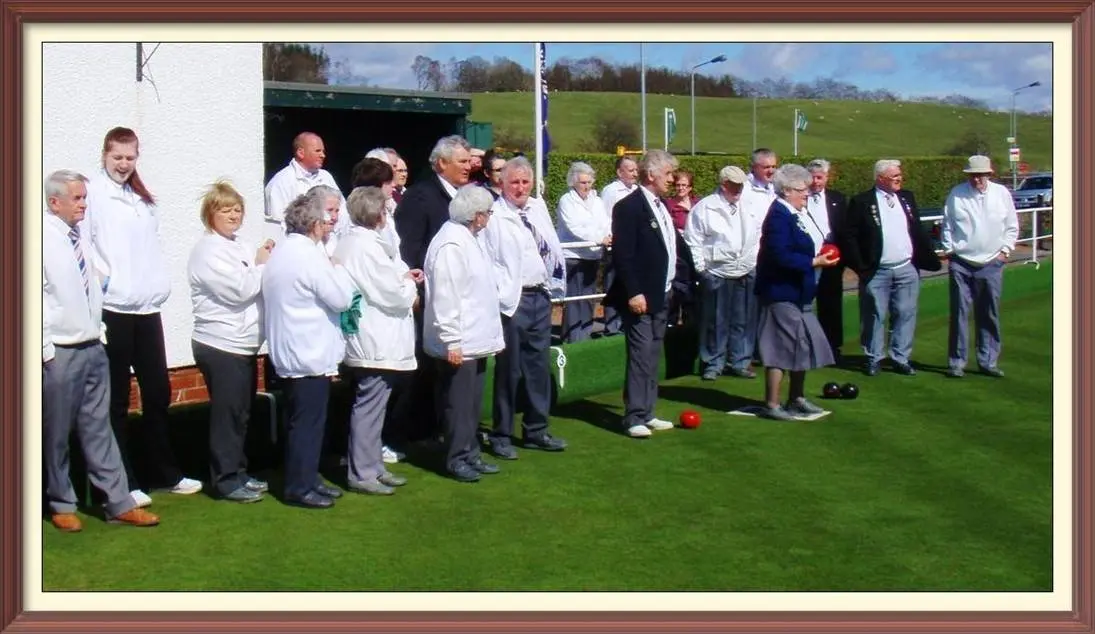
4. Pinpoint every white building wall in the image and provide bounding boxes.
[42,43,265,368]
